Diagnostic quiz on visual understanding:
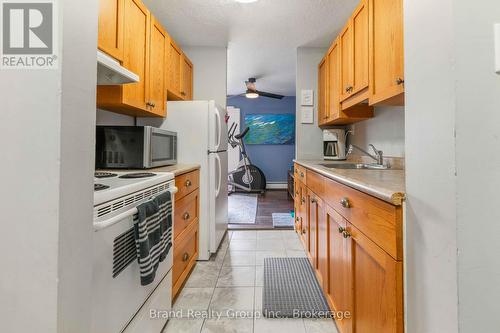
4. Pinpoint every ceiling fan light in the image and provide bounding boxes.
[245,90,259,99]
